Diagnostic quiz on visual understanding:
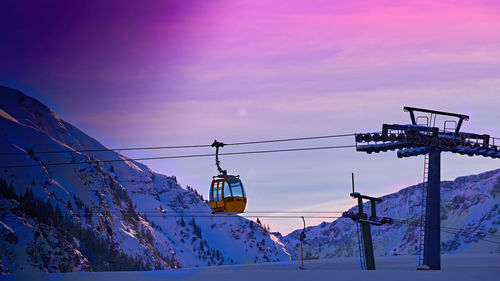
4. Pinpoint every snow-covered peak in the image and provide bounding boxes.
[282,169,500,259]
[0,87,290,273]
